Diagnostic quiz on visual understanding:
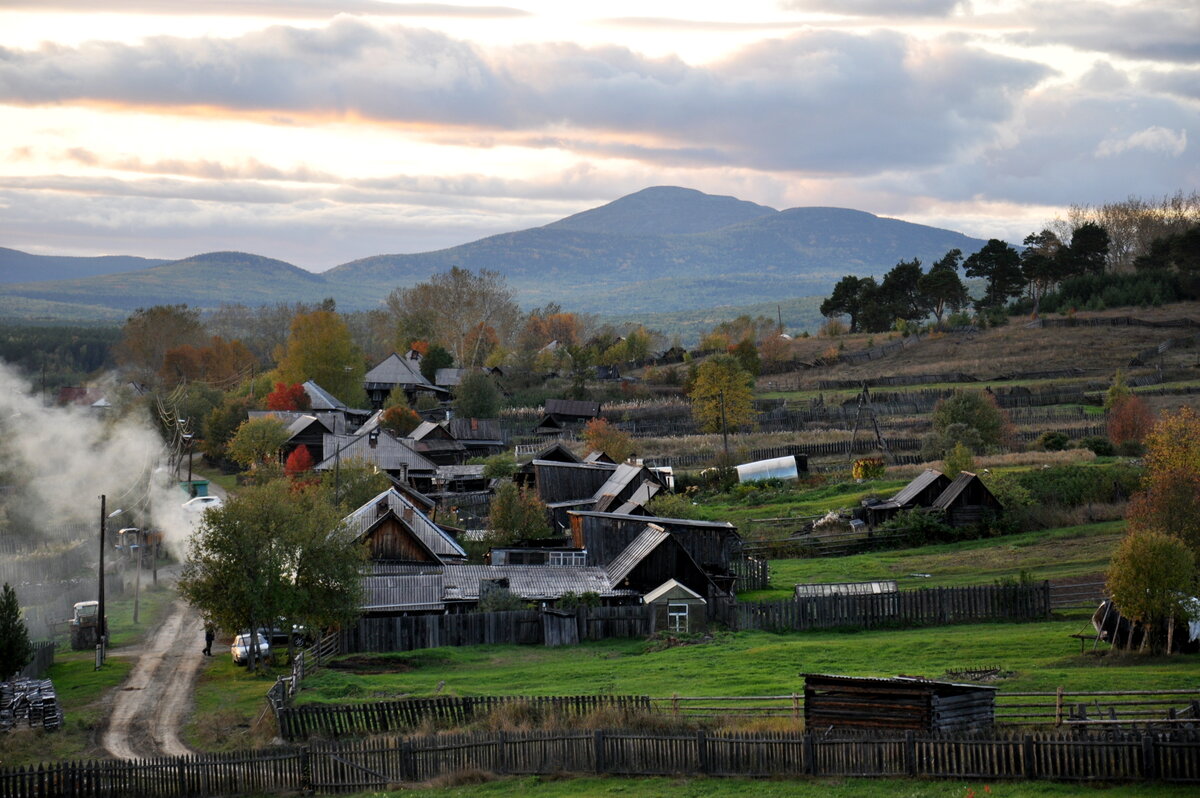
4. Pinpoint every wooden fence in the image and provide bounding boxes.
[1049,580,1107,610]
[339,606,654,655]
[276,695,653,741]
[17,641,54,680]
[730,556,769,591]
[734,583,1050,633]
